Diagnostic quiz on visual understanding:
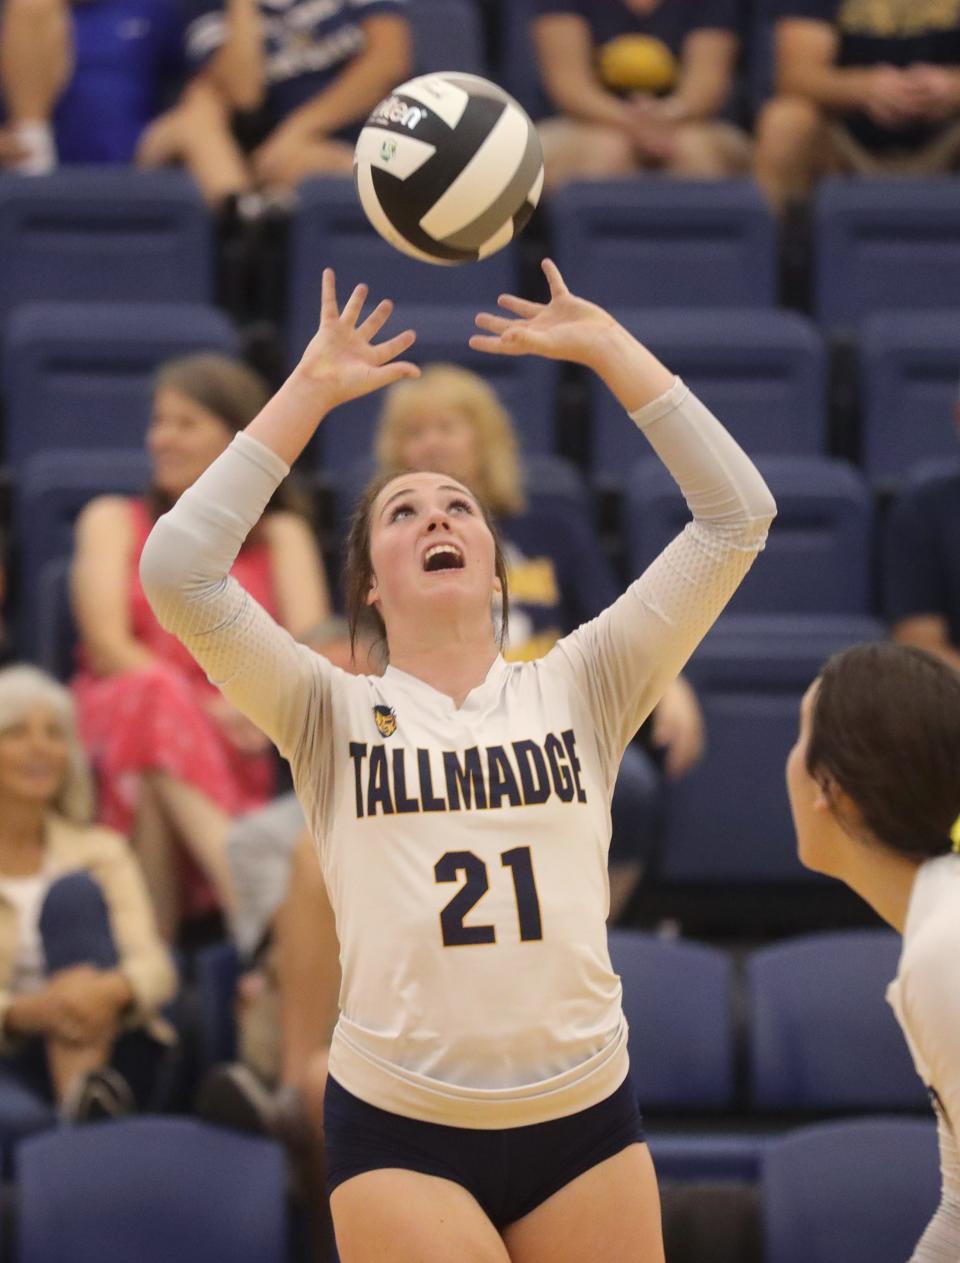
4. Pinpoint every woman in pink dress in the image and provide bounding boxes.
[70,354,332,940]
